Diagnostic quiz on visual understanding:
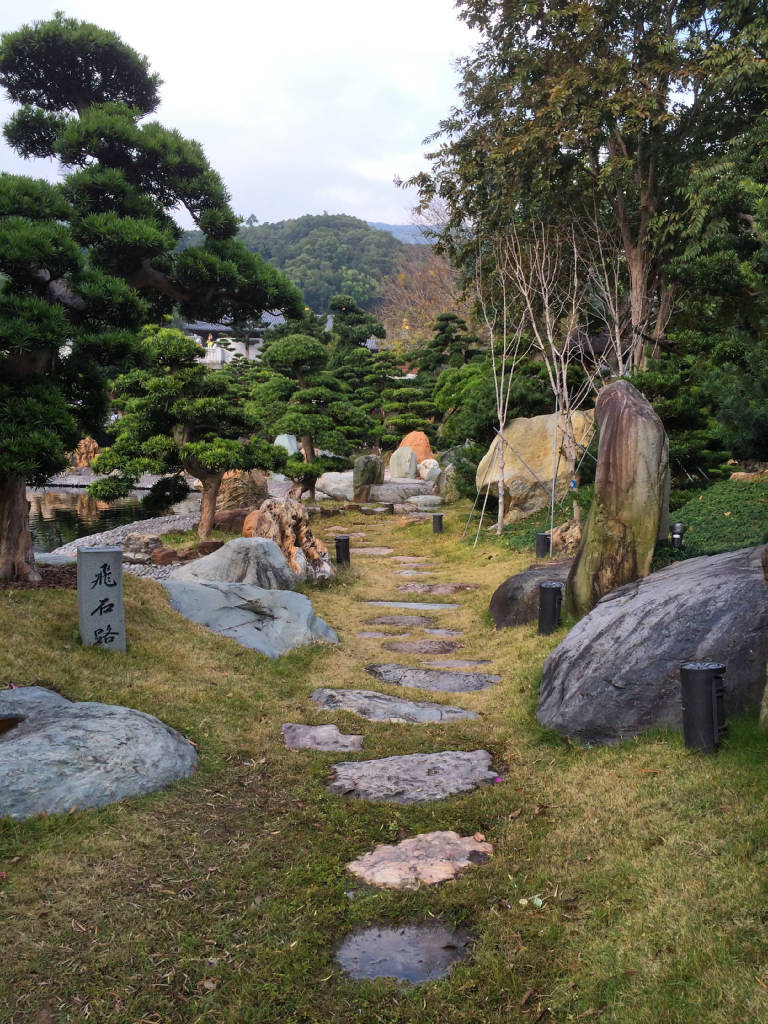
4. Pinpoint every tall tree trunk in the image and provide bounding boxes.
[0,476,41,582]
[627,247,651,371]
[299,435,315,462]
[495,433,505,535]
[198,472,224,540]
